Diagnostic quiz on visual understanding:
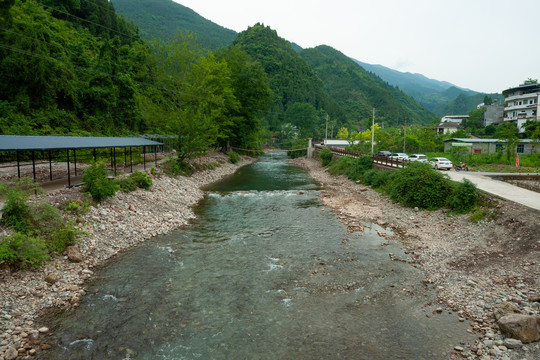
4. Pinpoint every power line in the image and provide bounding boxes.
[0,25,141,79]
[0,42,222,104]
[35,1,139,41]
